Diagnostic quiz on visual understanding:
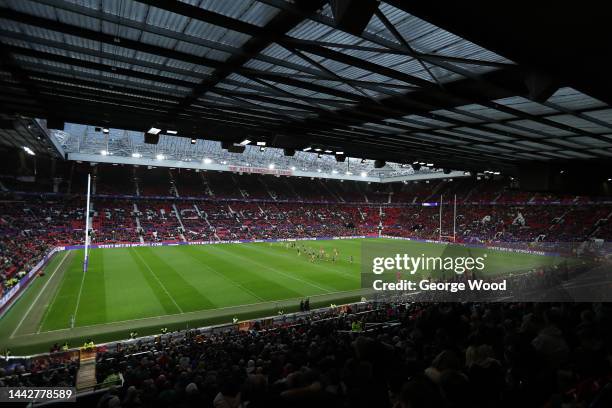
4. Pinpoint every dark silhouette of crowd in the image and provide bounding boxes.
[0,350,79,388]
[90,301,612,408]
